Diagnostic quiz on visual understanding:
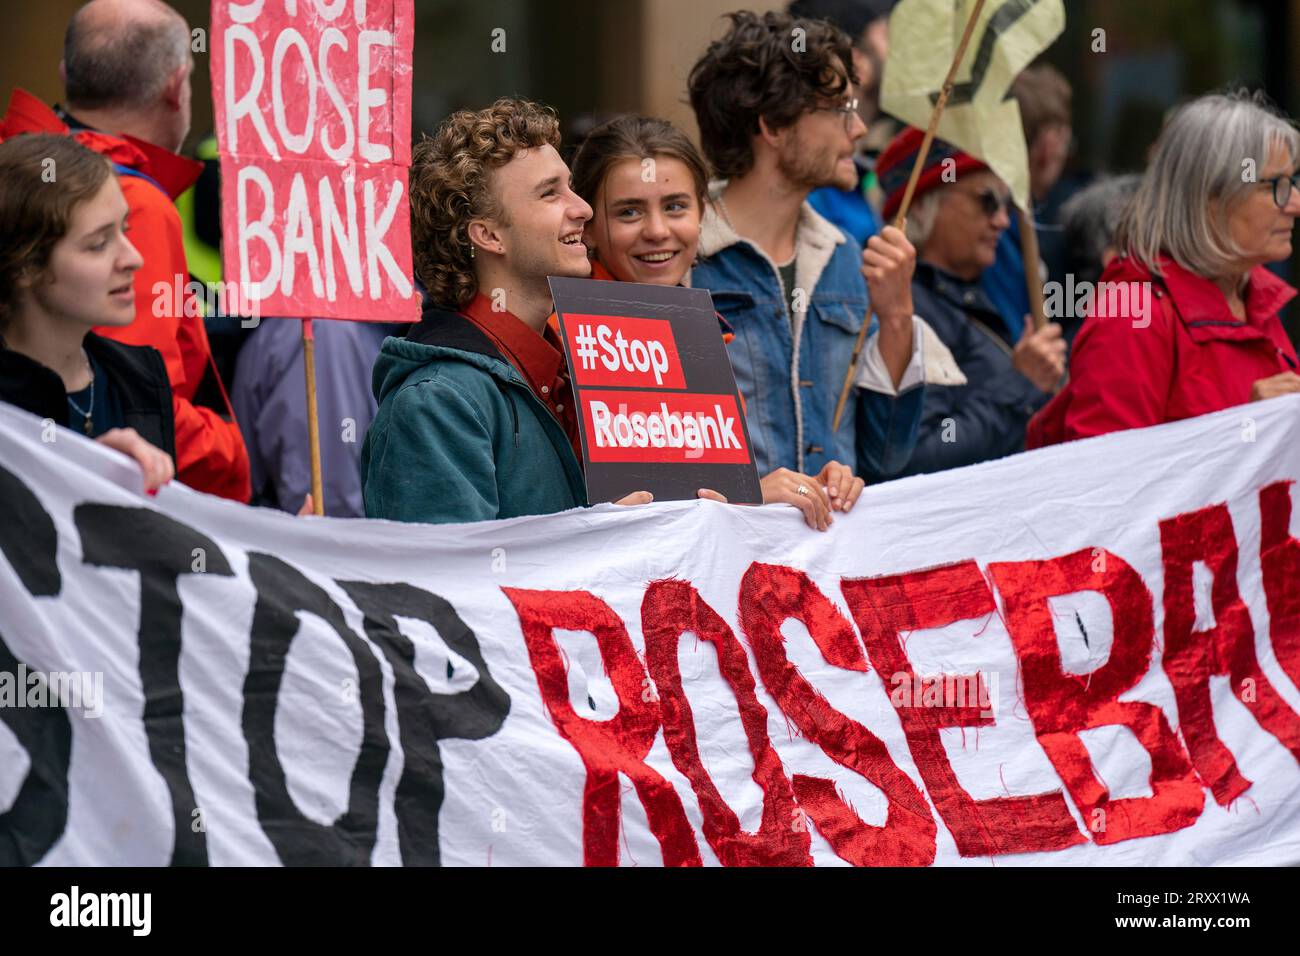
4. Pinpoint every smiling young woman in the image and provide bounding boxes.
[0,133,175,492]
[570,115,865,530]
